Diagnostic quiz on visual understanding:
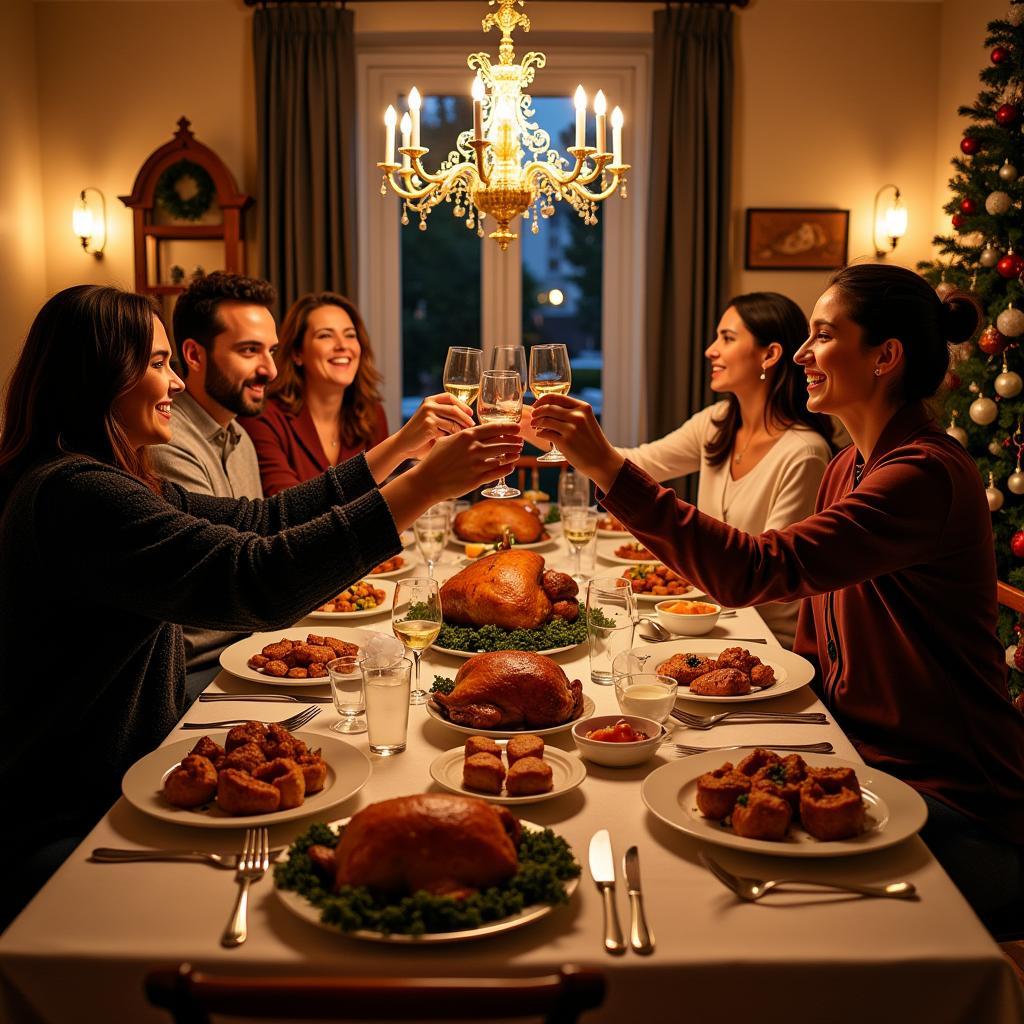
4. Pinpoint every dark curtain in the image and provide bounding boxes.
[645,5,734,497]
[253,6,357,319]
